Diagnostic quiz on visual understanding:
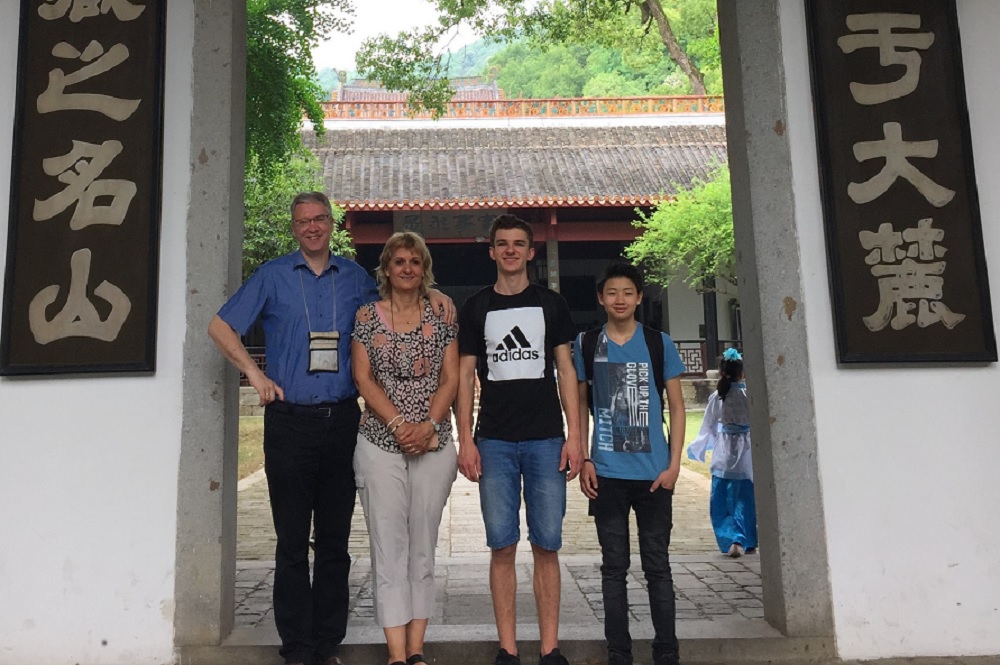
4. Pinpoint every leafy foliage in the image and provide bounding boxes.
[625,165,735,292]
[355,0,720,114]
[490,42,590,97]
[245,0,353,272]
[540,0,676,90]
[245,0,353,176]
[315,66,345,100]
[528,0,722,95]
[355,27,461,114]
[243,151,354,280]
[663,0,722,92]
[485,38,678,98]
[442,39,509,77]
[582,71,646,97]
